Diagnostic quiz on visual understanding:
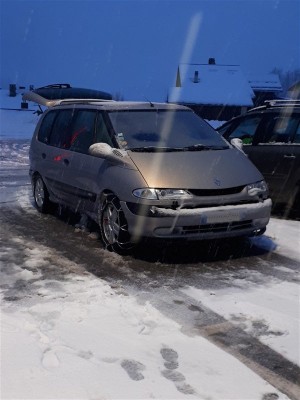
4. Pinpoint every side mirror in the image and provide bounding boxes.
[231,138,247,156]
[89,143,114,158]
[231,138,243,150]
[89,143,131,164]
